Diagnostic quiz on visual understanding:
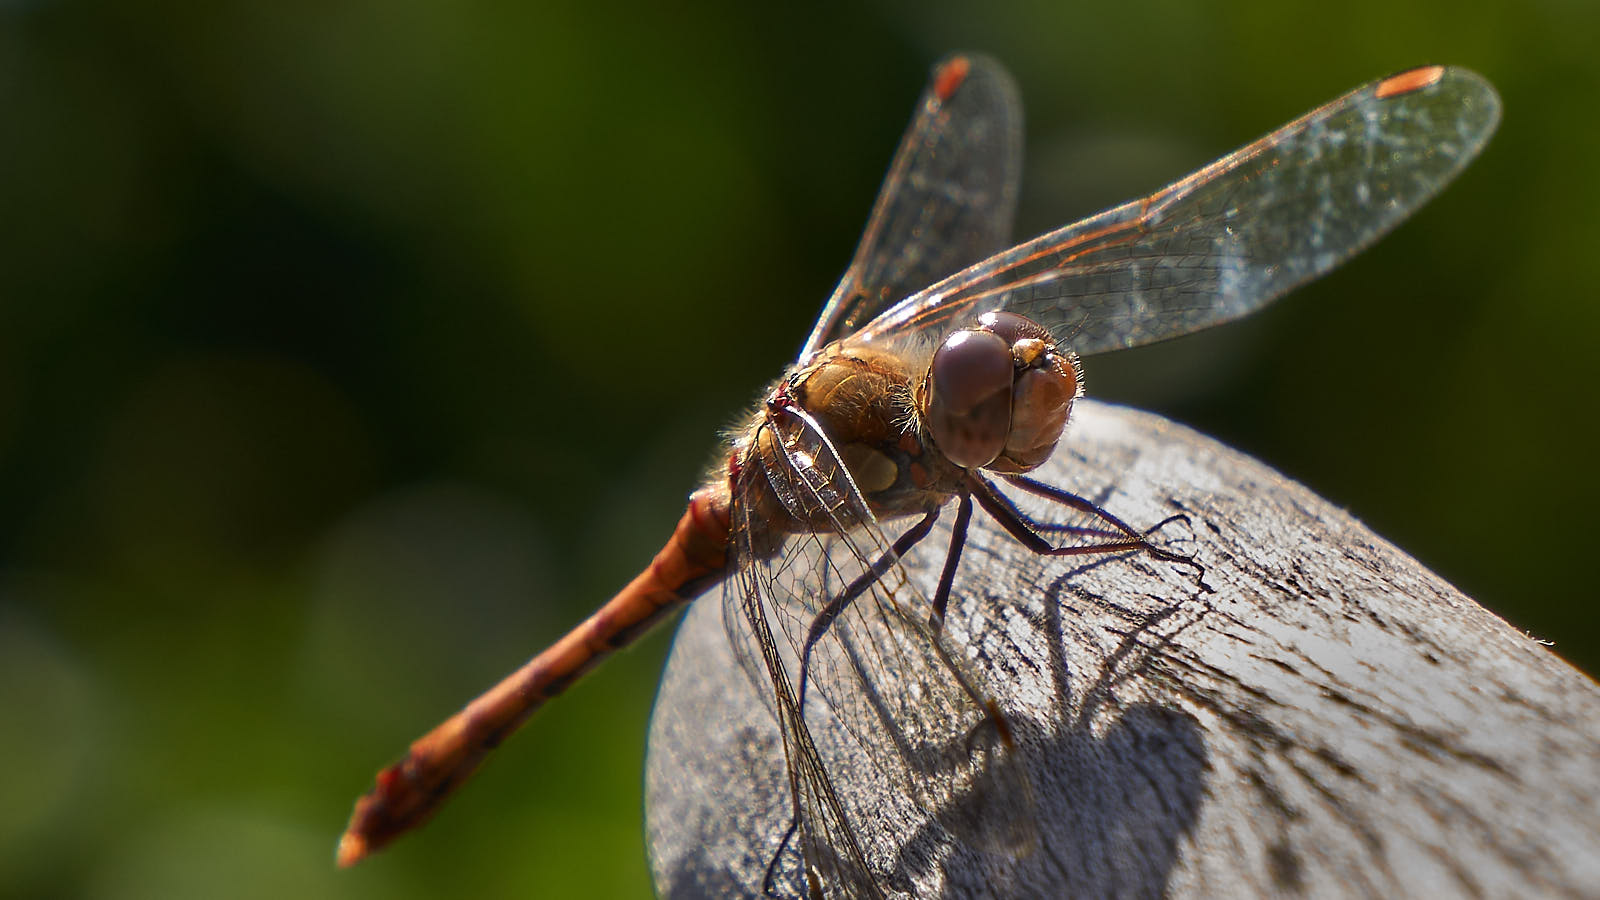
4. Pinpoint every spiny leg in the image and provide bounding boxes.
[980,475,1137,541]
[973,472,1205,582]
[795,508,940,714]
[797,499,1016,745]
[762,815,801,899]
[929,493,973,631]
[1003,473,1191,545]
